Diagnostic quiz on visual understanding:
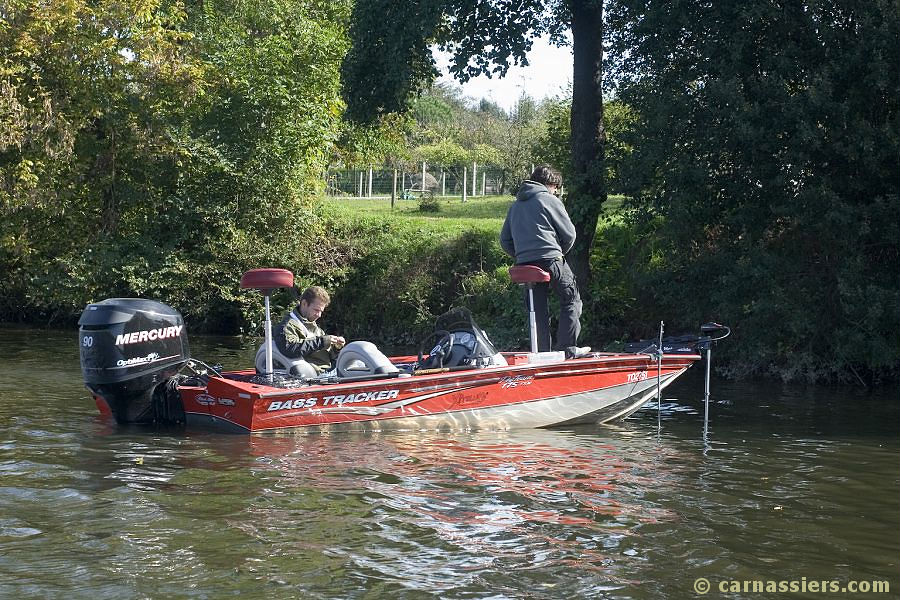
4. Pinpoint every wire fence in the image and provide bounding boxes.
[325,163,530,200]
